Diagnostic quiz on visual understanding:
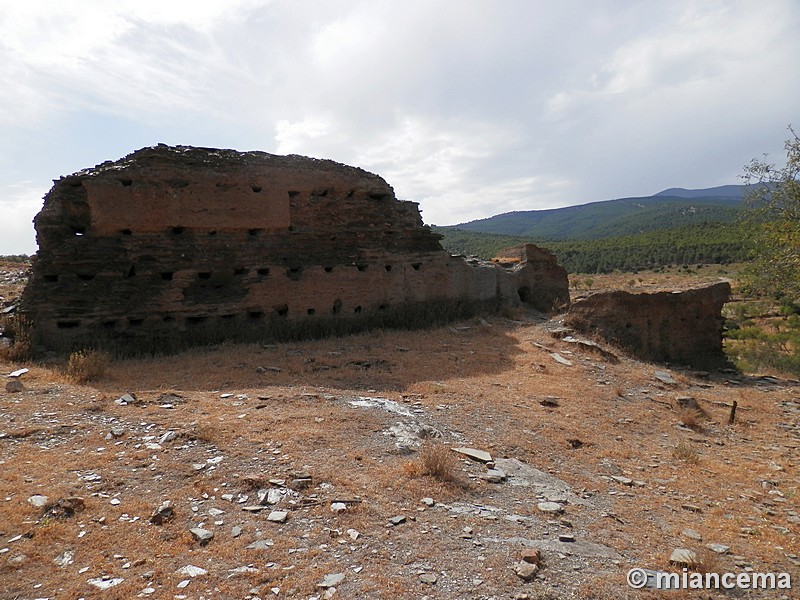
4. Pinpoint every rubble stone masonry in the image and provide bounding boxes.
[23,145,569,353]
